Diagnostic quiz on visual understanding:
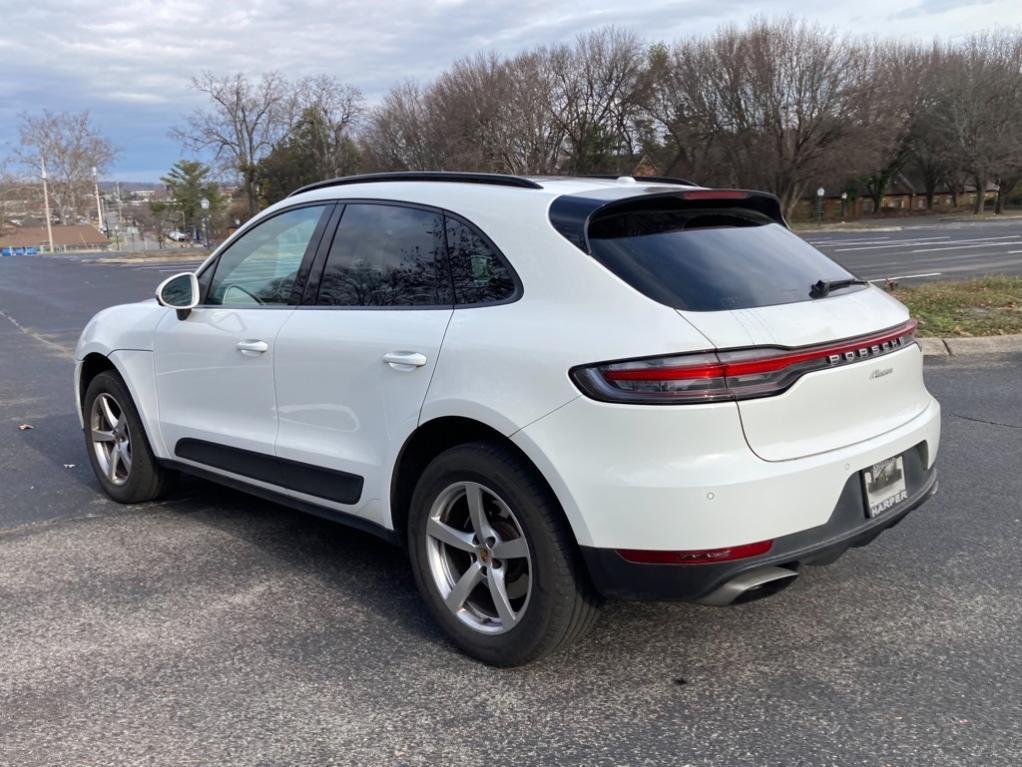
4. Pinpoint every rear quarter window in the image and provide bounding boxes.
[445,216,517,305]
[587,202,860,311]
